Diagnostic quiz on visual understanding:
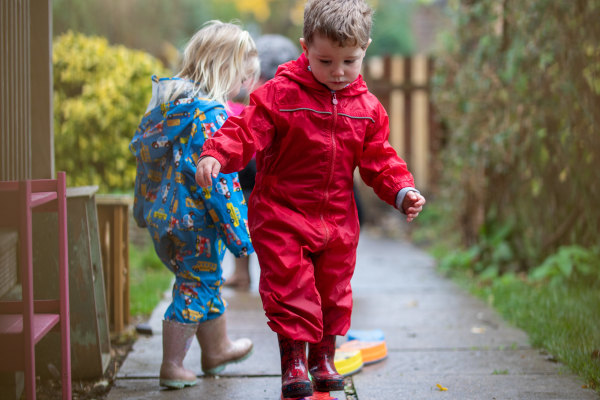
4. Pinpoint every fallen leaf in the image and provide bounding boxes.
[470,326,486,334]
[406,300,419,307]
[436,383,448,391]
